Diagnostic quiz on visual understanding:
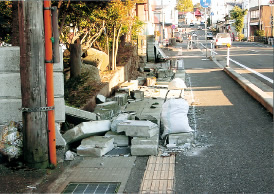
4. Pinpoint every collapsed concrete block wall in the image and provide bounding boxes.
[0,46,65,128]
